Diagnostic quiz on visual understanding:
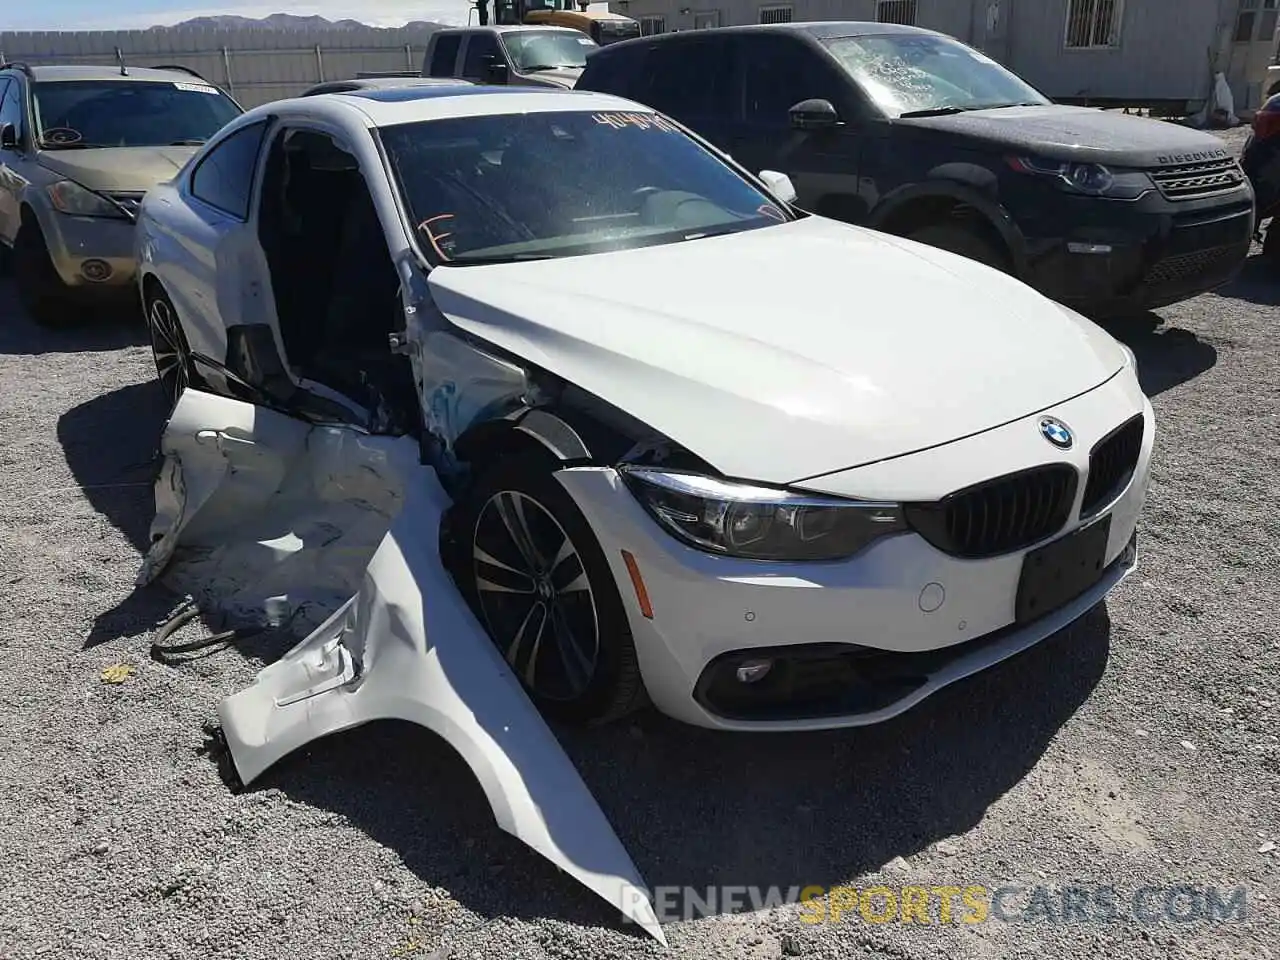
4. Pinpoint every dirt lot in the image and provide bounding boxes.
[1,195,1278,958]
